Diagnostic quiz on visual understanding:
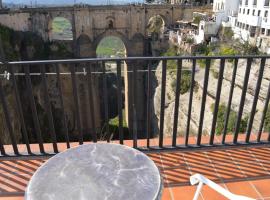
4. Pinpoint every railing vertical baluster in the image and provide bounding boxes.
[132,64,138,148]
[172,59,182,147]
[209,58,225,145]
[102,61,110,142]
[185,59,196,146]
[233,58,252,143]
[10,65,31,154]
[146,61,152,148]
[70,64,83,145]
[116,61,123,144]
[25,65,45,154]
[0,136,5,155]
[222,59,238,144]
[257,81,270,142]
[56,64,70,148]
[87,63,97,143]
[197,59,211,146]
[41,65,58,153]
[0,77,19,155]
[159,60,167,148]
[246,58,266,143]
